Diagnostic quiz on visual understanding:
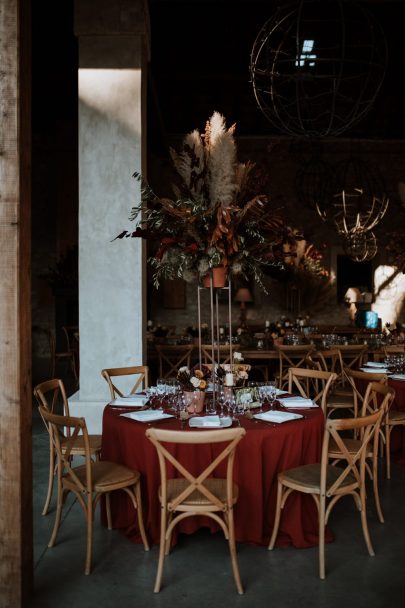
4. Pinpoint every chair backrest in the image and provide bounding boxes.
[201,344,232,365]
[38,405,93,493]
[62,325,79,351]
[275,344,315,387]
[101,365,149,399]
[145,427,245,511]
[343,368,388,414]
[34,378,70,416]
[155,344,195,379]
[383,344,405,356]
[336,345,367,369]
[320,409,382,497]
[288,368,337,414]
[360,381,395,418]
[313,349,341,375]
